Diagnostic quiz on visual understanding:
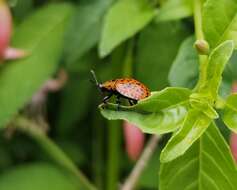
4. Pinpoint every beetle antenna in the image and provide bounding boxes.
[90,70,104,97]
[90,70,101,88]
